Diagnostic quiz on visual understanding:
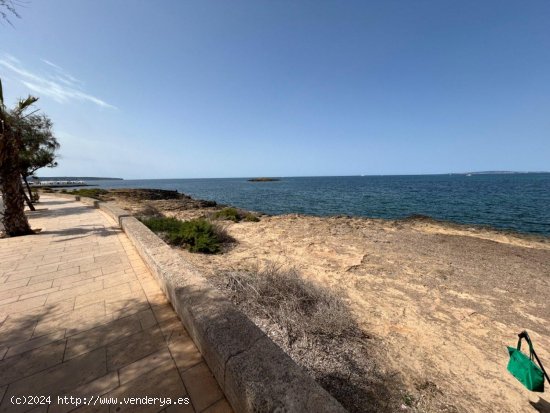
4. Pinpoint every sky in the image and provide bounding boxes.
[1,0,549,179]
